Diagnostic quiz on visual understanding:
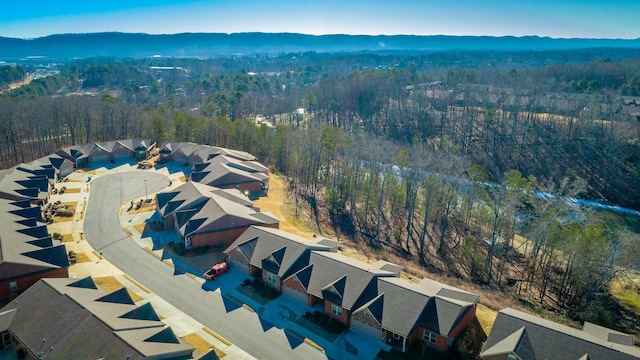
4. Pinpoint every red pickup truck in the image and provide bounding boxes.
[203,262,229,280]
